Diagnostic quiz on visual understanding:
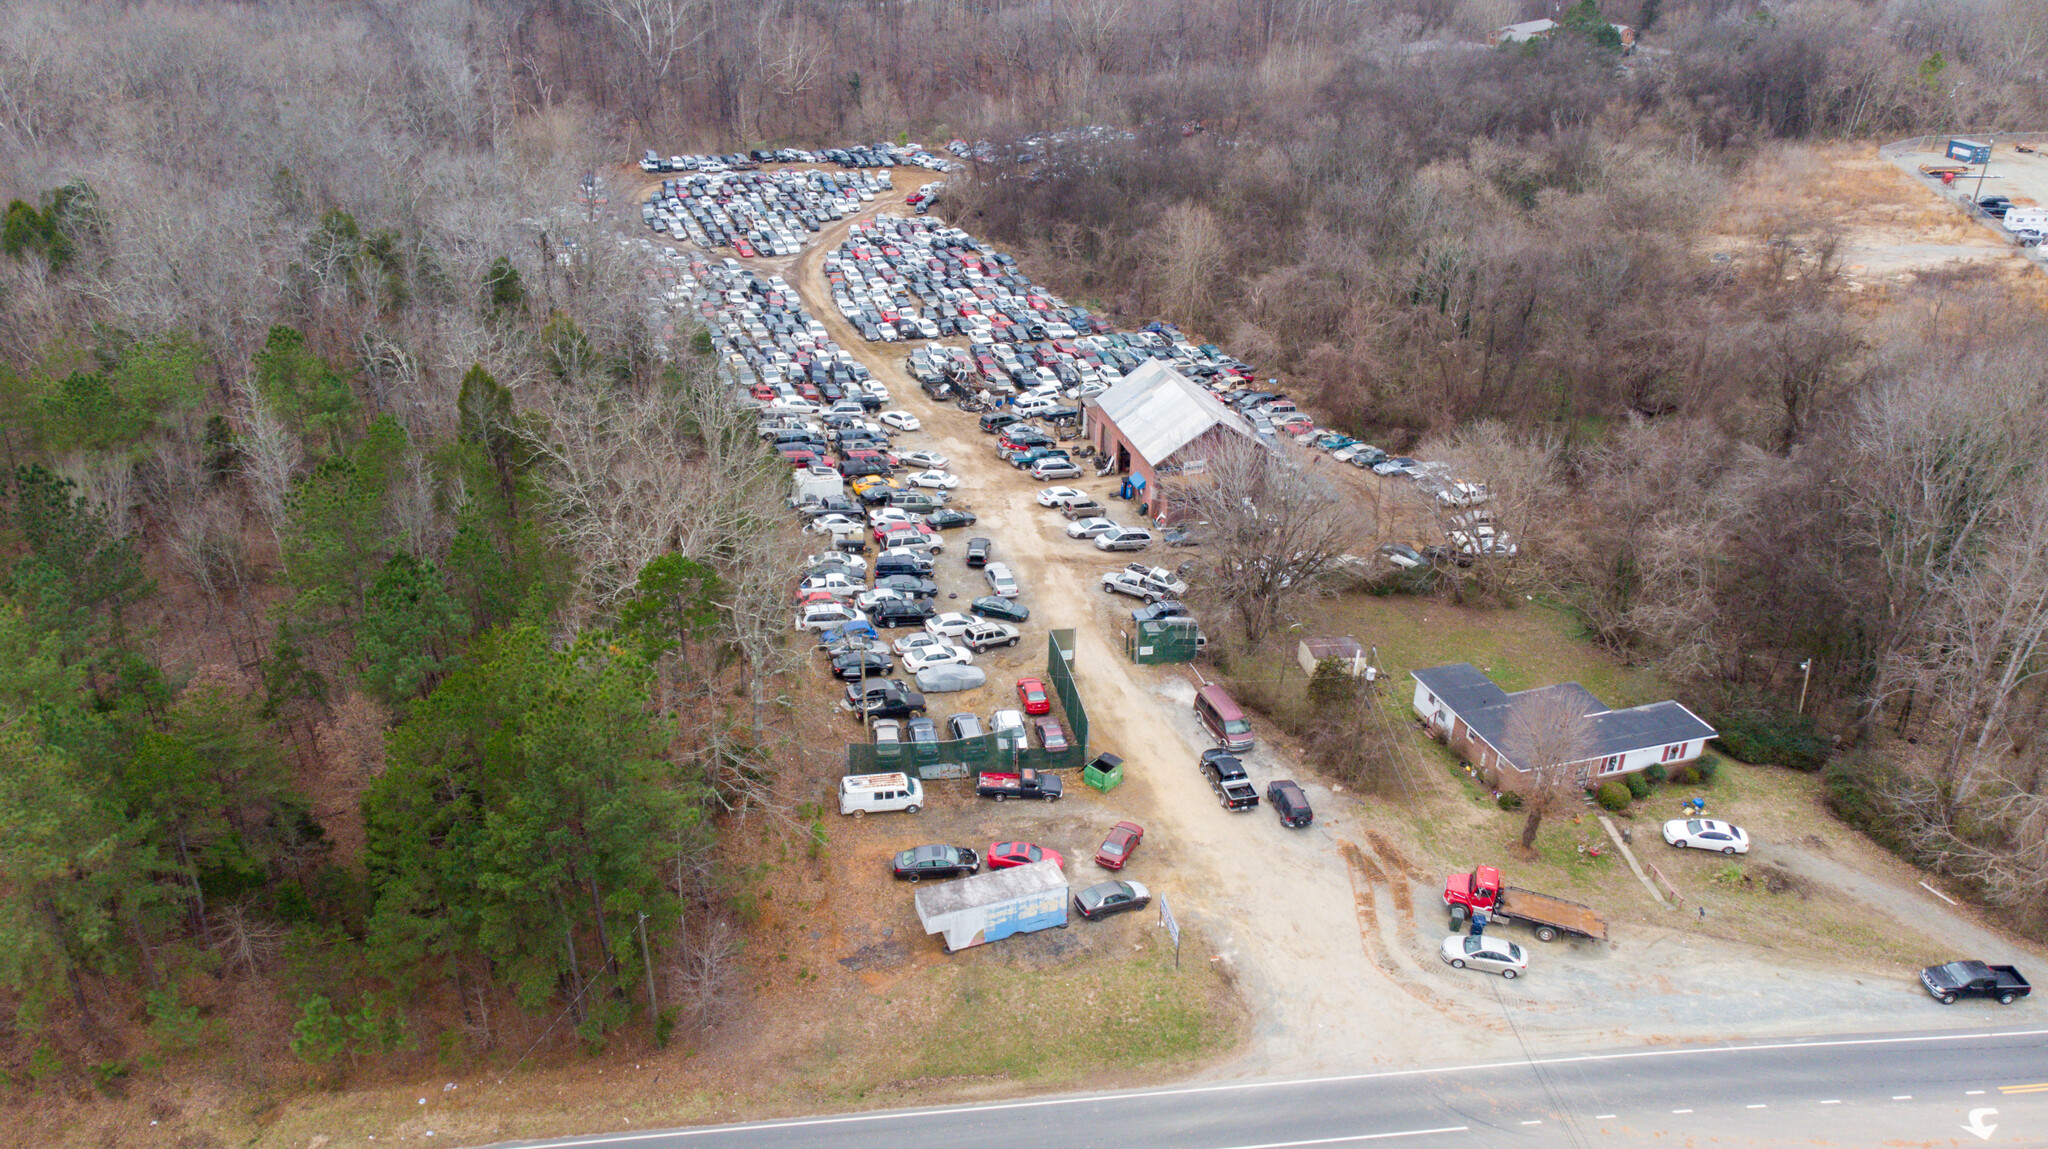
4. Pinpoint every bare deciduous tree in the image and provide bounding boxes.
[1173,439,1365,648]
[1502,686,1595,852]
